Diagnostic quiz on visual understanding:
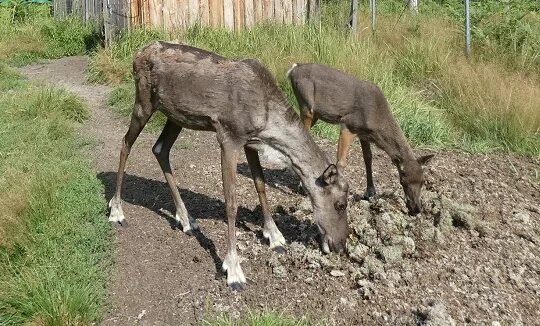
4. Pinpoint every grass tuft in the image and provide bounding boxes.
[203,310,319,326]
[0,60,111,325]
